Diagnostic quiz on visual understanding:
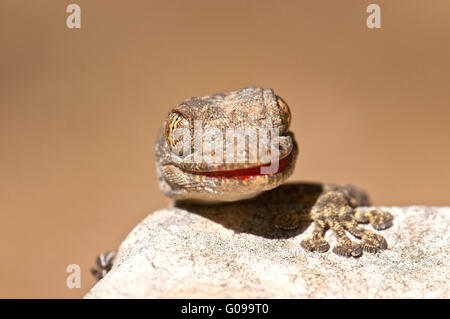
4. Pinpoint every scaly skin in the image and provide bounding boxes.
[155,87,295,202]
[155,87,393,258]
